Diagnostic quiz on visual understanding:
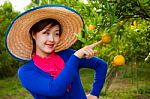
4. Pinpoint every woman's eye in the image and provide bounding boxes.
[43,32,49,35]
[55,32,60,36]
[46,32,50,34]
